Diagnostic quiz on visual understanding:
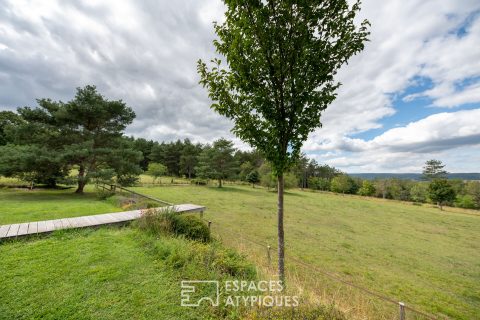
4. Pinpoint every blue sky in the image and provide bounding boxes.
[0,0,479,173]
